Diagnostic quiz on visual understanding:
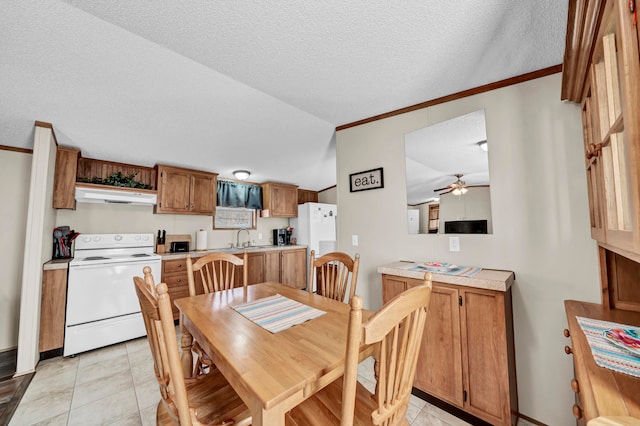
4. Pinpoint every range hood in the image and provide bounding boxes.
[75,186,157,205]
